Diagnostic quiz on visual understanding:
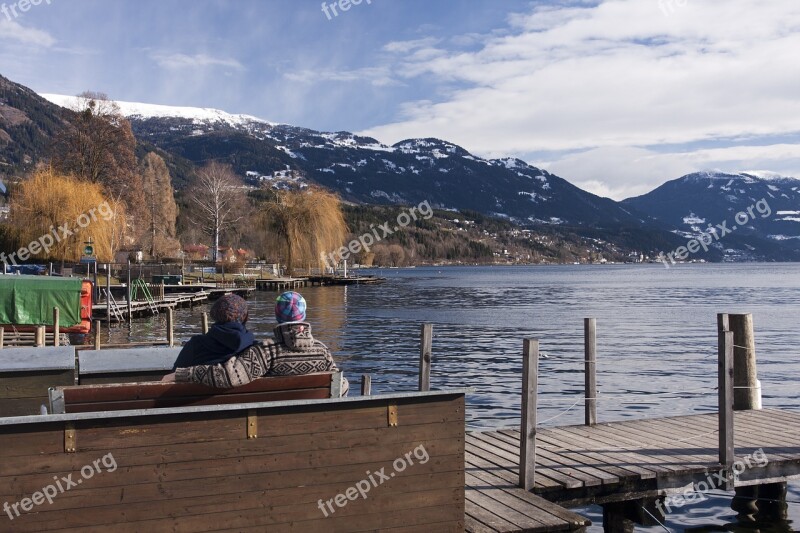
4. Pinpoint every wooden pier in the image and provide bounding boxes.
[92,292,209,322]
[255,277,309,291]
[462,408,800,531]
[255,276,386,291]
